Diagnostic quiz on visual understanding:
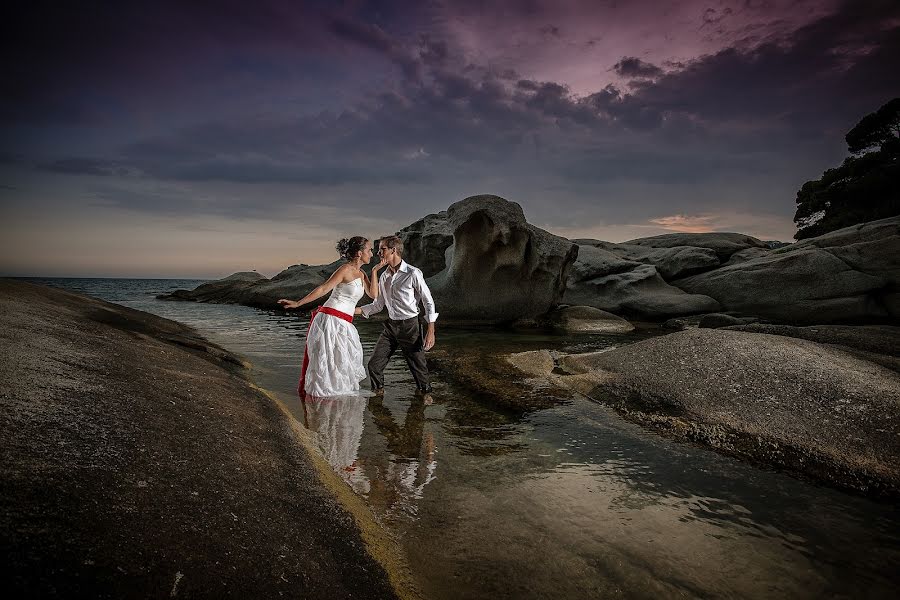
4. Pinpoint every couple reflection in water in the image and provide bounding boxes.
[278,234,439,506]
[301,393,436,510]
